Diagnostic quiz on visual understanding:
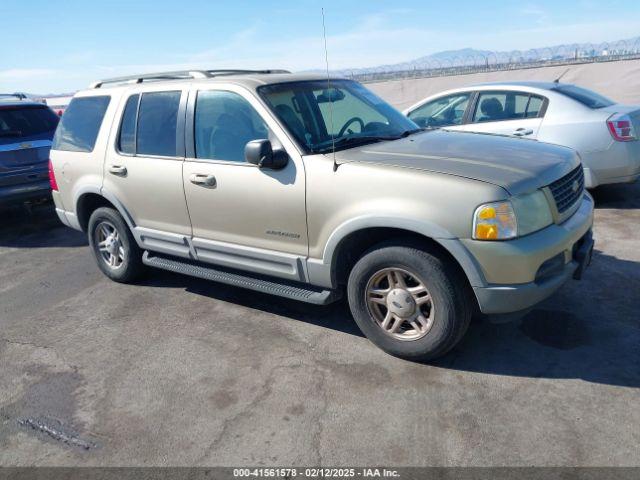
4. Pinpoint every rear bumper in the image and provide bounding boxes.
[0,180,51,205]
[582,141,640,188]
